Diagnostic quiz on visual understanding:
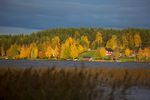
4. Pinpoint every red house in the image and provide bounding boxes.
[105,48,113,55]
